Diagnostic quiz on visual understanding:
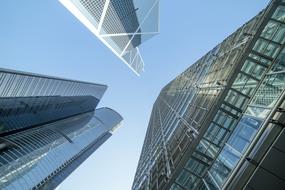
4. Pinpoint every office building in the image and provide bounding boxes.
[59,0,159,75]
[132,0,285,189]
[0,68,123,190]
